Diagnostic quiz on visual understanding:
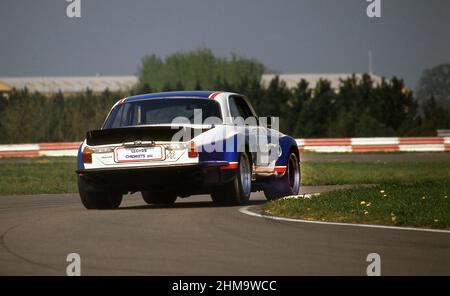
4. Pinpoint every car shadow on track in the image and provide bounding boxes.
[118,199,266,210]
